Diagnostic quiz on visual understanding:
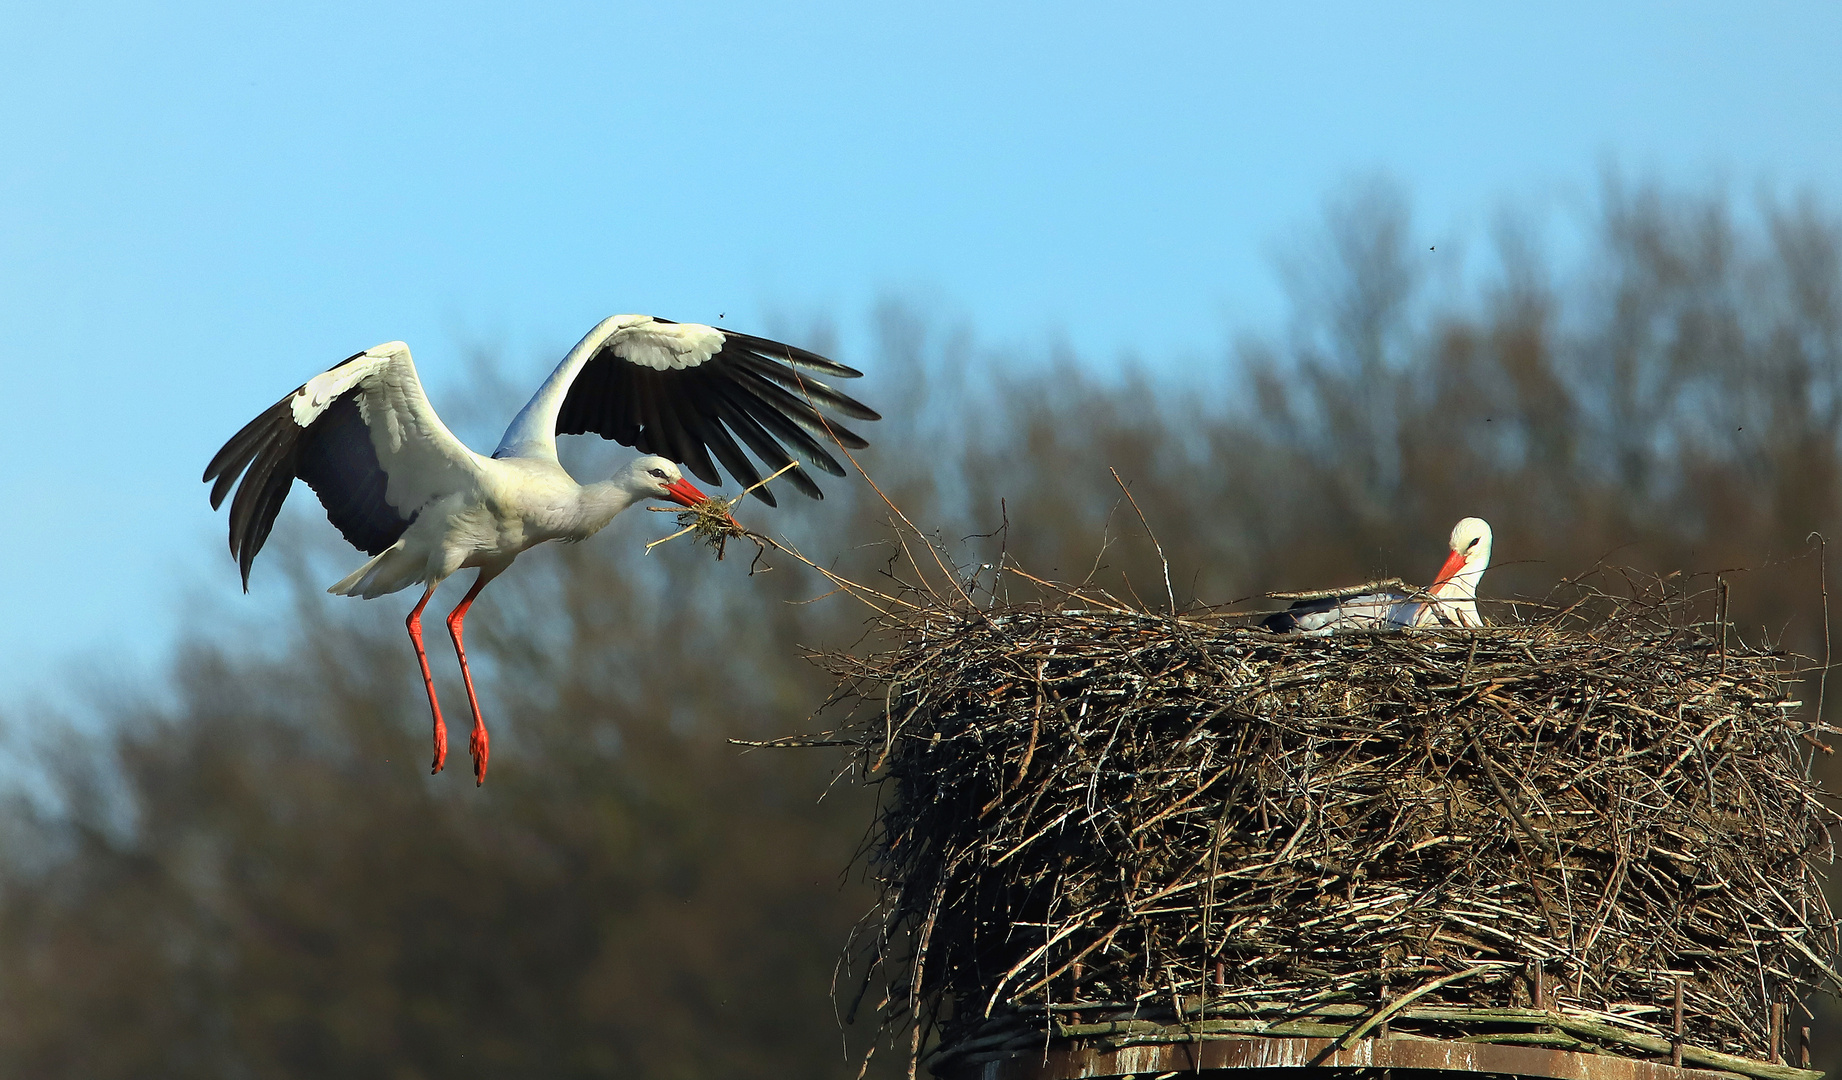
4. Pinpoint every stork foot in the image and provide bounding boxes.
[432,718,449,775]
[469,722,489,786]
